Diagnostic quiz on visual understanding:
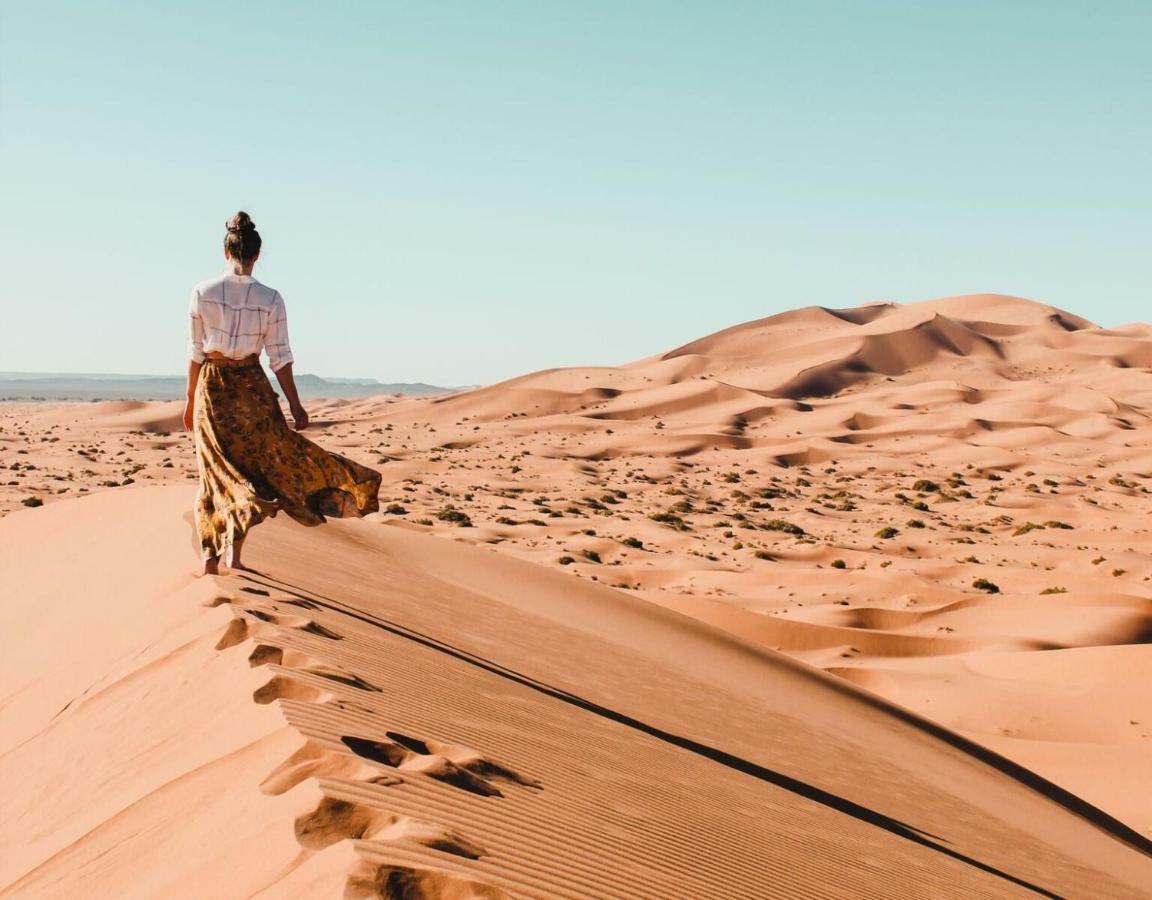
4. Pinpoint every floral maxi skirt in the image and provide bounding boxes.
[193,354,382,559]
